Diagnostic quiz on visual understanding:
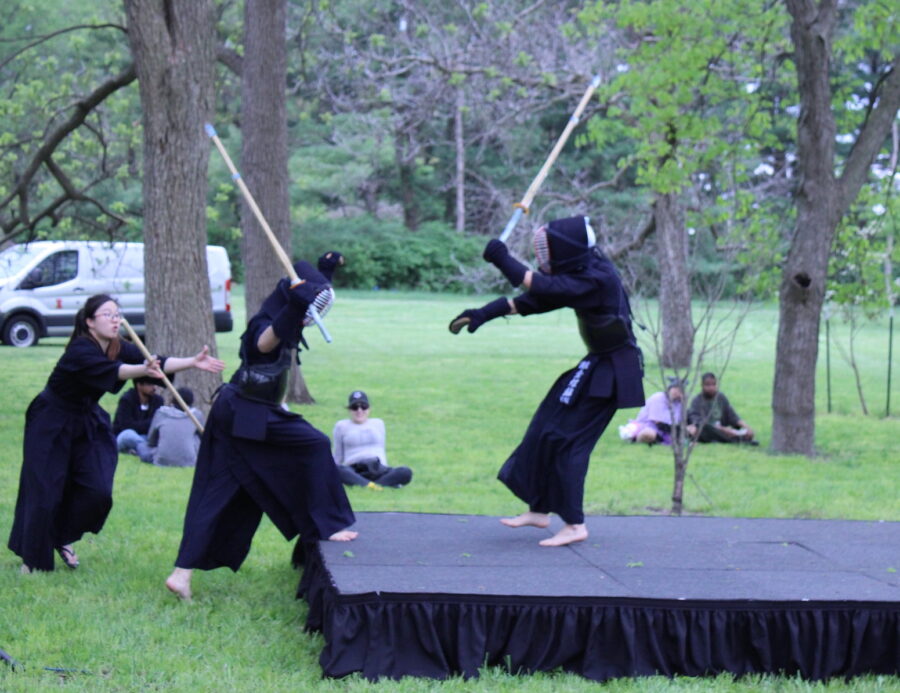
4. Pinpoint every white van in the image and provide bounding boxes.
[0,241,233,347]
